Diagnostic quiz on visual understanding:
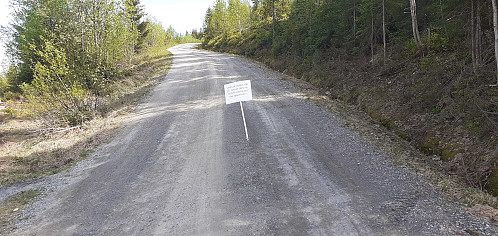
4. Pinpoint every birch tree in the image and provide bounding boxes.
[409,0,421,46]
[382,0,386,63]
[7,0,153,124]
[492,0,498,83]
